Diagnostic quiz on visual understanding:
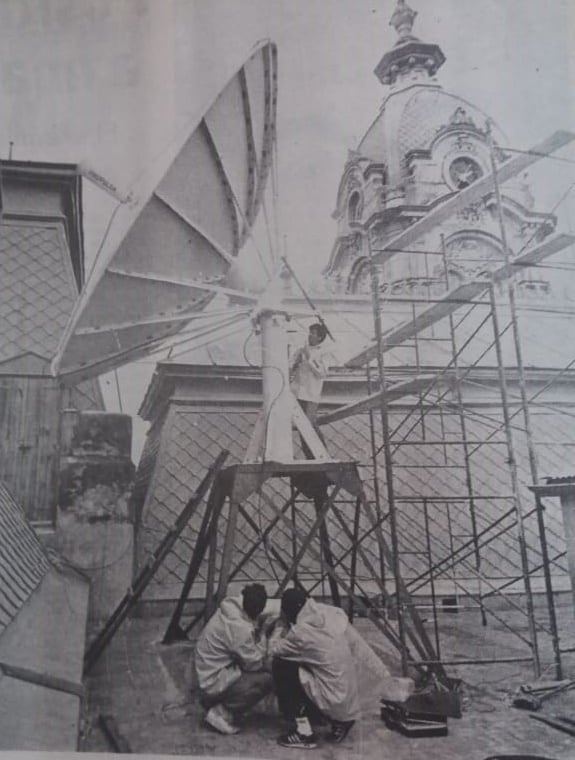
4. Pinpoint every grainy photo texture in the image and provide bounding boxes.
[0,2,574,759]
